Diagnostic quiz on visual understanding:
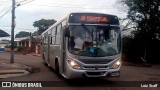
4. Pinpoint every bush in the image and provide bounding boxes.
[122,35,146,63]
[4,45,18,49]
[4,45,10,48]
[17,46,22,51]
[122,35,160,64]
